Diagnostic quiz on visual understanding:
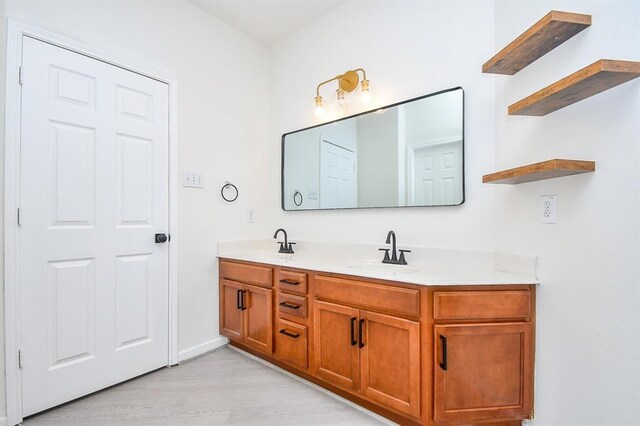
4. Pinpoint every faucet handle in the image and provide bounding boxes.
[379,248,391,263]
[277,242,285,253]
[398,249,411,265]
[287,242,296,254]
